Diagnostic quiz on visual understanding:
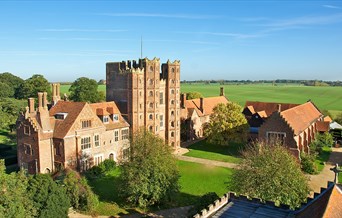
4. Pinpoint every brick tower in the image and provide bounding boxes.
[106,57,181,149]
